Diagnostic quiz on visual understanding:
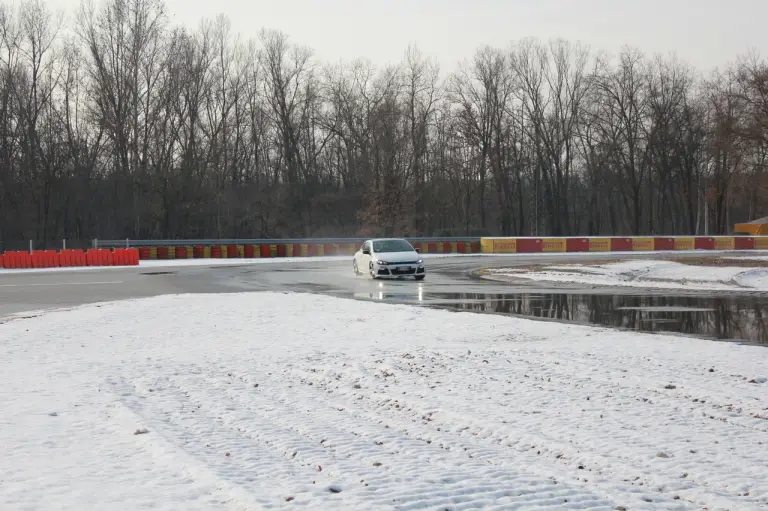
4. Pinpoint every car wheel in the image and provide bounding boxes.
[415,275,425,281]
[353,261,359,275]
